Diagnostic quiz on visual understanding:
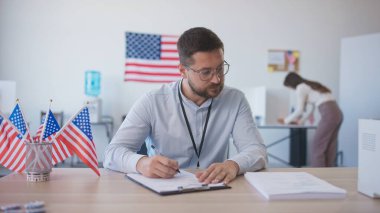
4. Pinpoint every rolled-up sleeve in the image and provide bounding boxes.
[103,94,151,173]
[229,95,268,174]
